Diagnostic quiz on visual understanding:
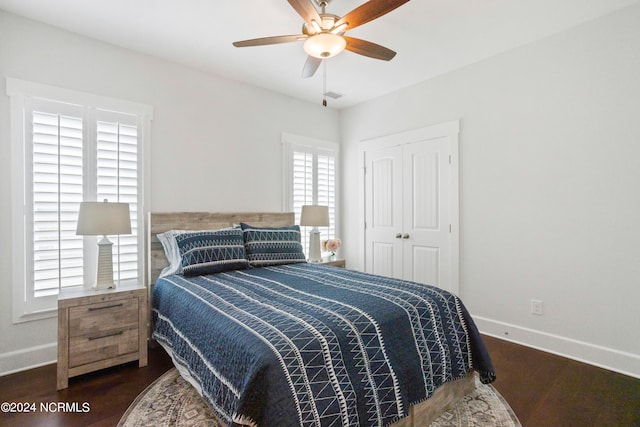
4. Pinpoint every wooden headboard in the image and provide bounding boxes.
[148,211,295,287]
